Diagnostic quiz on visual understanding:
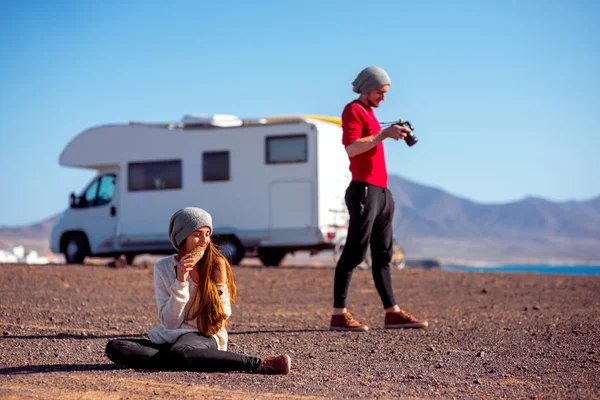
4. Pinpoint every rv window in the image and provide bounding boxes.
[97,175,116,206]
[128,160,182,191]
[266,134,307,164]
[203,151,230,182]
[83,179,100,206]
